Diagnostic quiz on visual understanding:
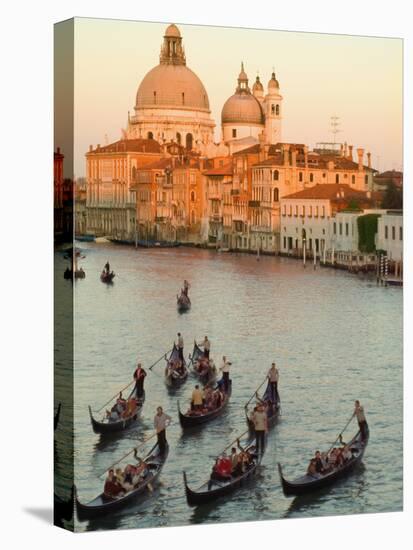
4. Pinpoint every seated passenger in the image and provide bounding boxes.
[104,469,124,498]
[342,445,352,462]
[307,459,317,475]
[230,447,239,473]
[314,451,325,474]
